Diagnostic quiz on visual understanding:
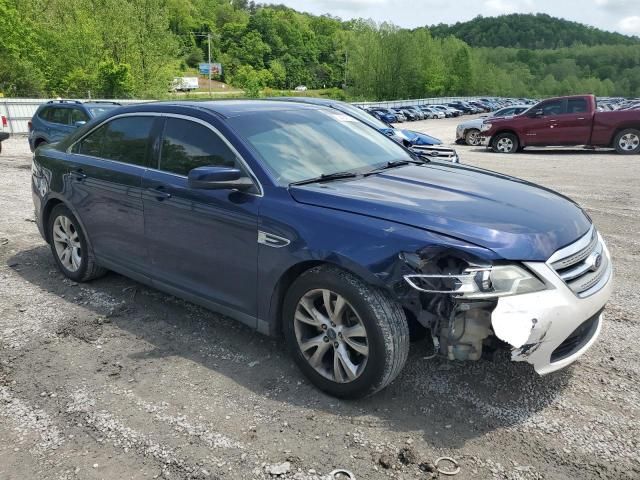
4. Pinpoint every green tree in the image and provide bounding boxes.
[96,60,135,98]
